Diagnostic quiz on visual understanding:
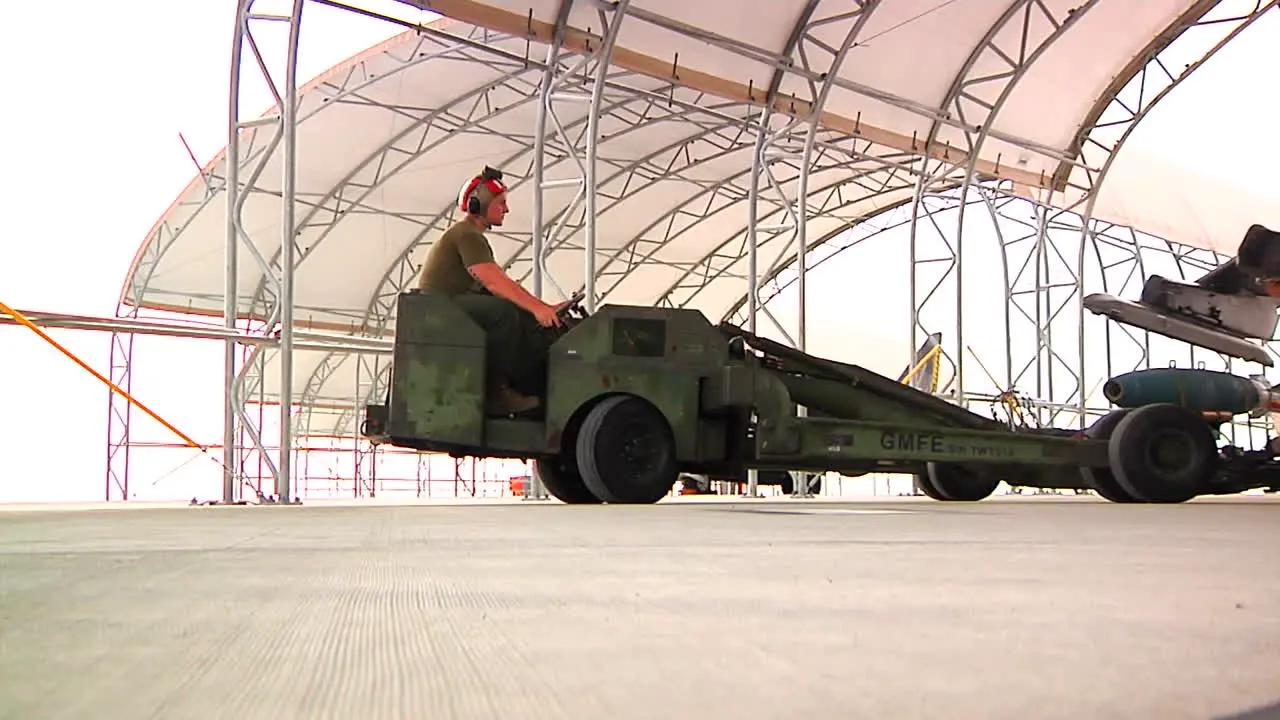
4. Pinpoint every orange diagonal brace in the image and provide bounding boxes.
[0,301,206,452]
